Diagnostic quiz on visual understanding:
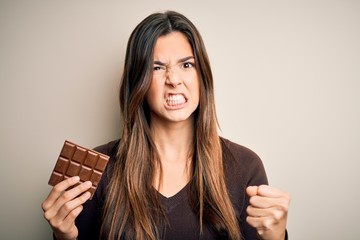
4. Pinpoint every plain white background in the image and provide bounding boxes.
[1,1,359,239]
